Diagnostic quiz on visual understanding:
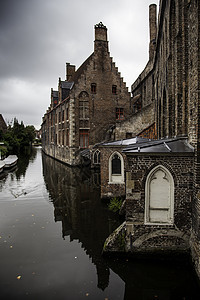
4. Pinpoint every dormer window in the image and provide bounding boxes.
[112,85,117,94]
[91,83,96,94]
